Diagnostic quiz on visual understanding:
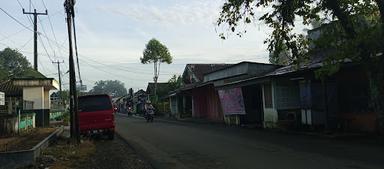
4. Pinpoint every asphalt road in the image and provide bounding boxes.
[116,115,384,169]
